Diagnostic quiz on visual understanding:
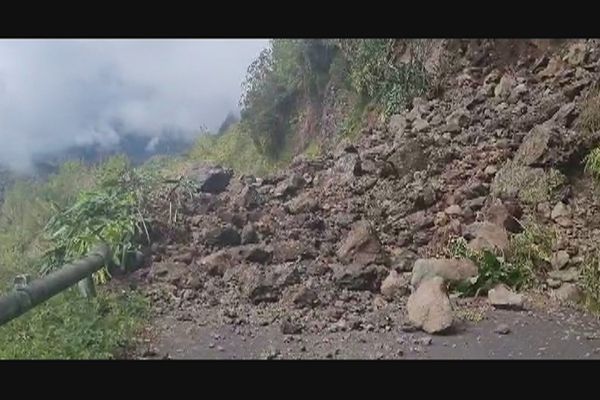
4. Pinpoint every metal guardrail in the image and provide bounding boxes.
[0,244,111,327]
